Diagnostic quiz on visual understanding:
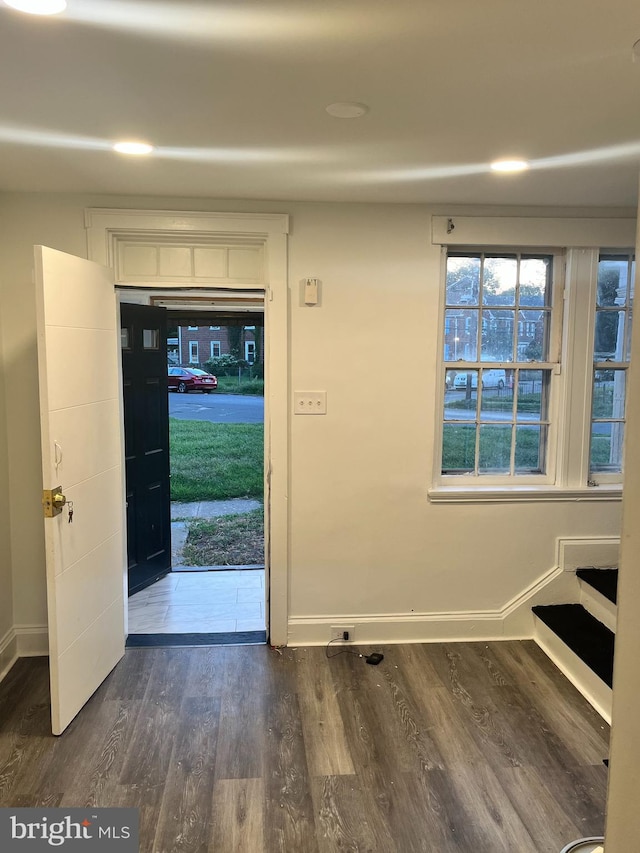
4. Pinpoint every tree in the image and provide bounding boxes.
[594,267,624,358]
[227,326,243,360]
